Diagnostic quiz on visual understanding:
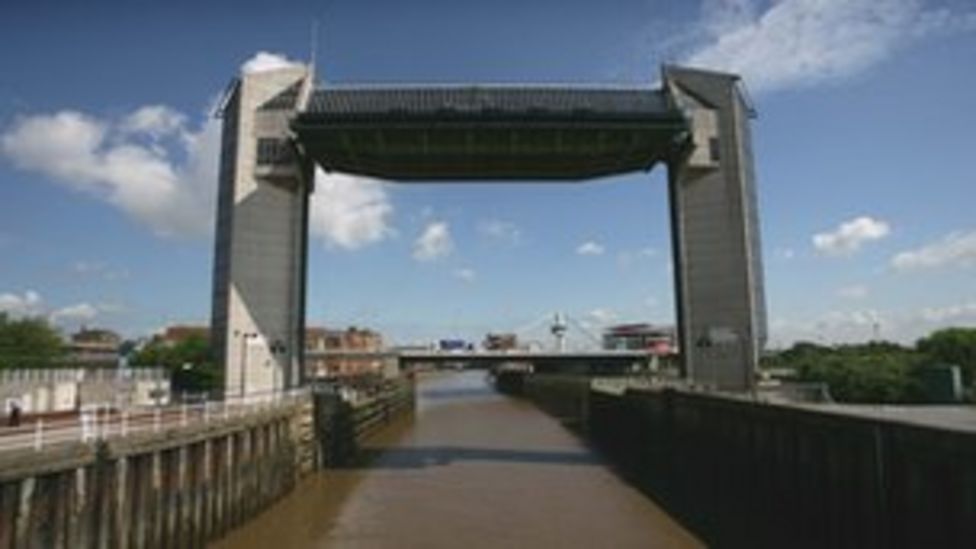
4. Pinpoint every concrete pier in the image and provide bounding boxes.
[510,373,976,548]
[0,398,314,548]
